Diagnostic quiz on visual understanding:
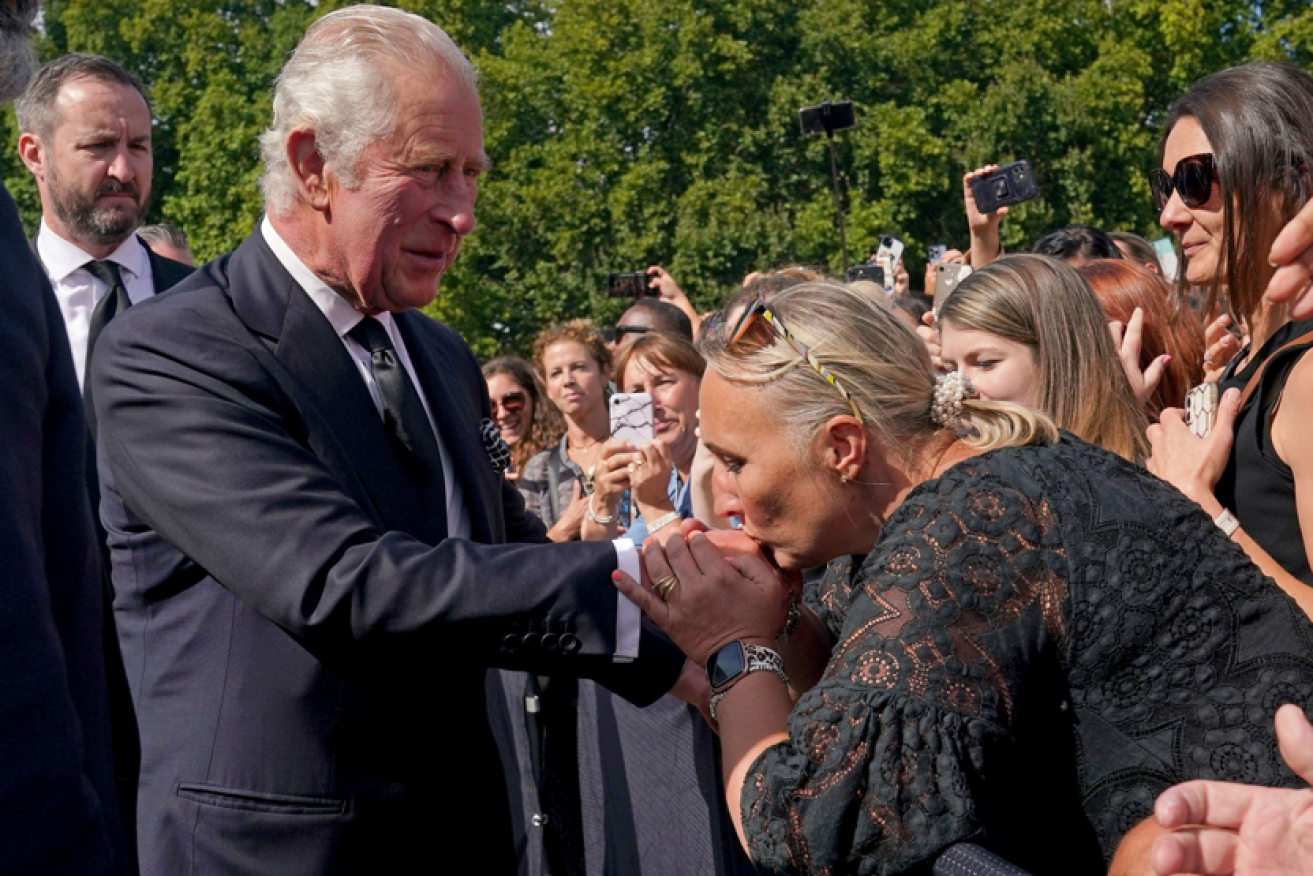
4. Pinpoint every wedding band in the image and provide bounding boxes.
[653,574,679,601]
[634,458,645,468]
[1203,355,1215,364]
